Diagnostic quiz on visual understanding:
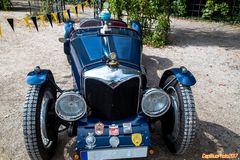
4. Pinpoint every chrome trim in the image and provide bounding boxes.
[83,65,142,113]
[167,86,180,141]
[40,90,53,148]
